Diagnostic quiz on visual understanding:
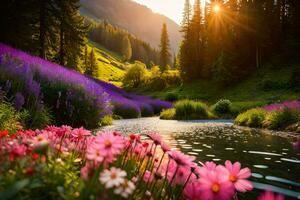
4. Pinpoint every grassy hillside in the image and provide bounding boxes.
[80,0,181,52]
[135,58,300,104]
[87,41,125,86]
